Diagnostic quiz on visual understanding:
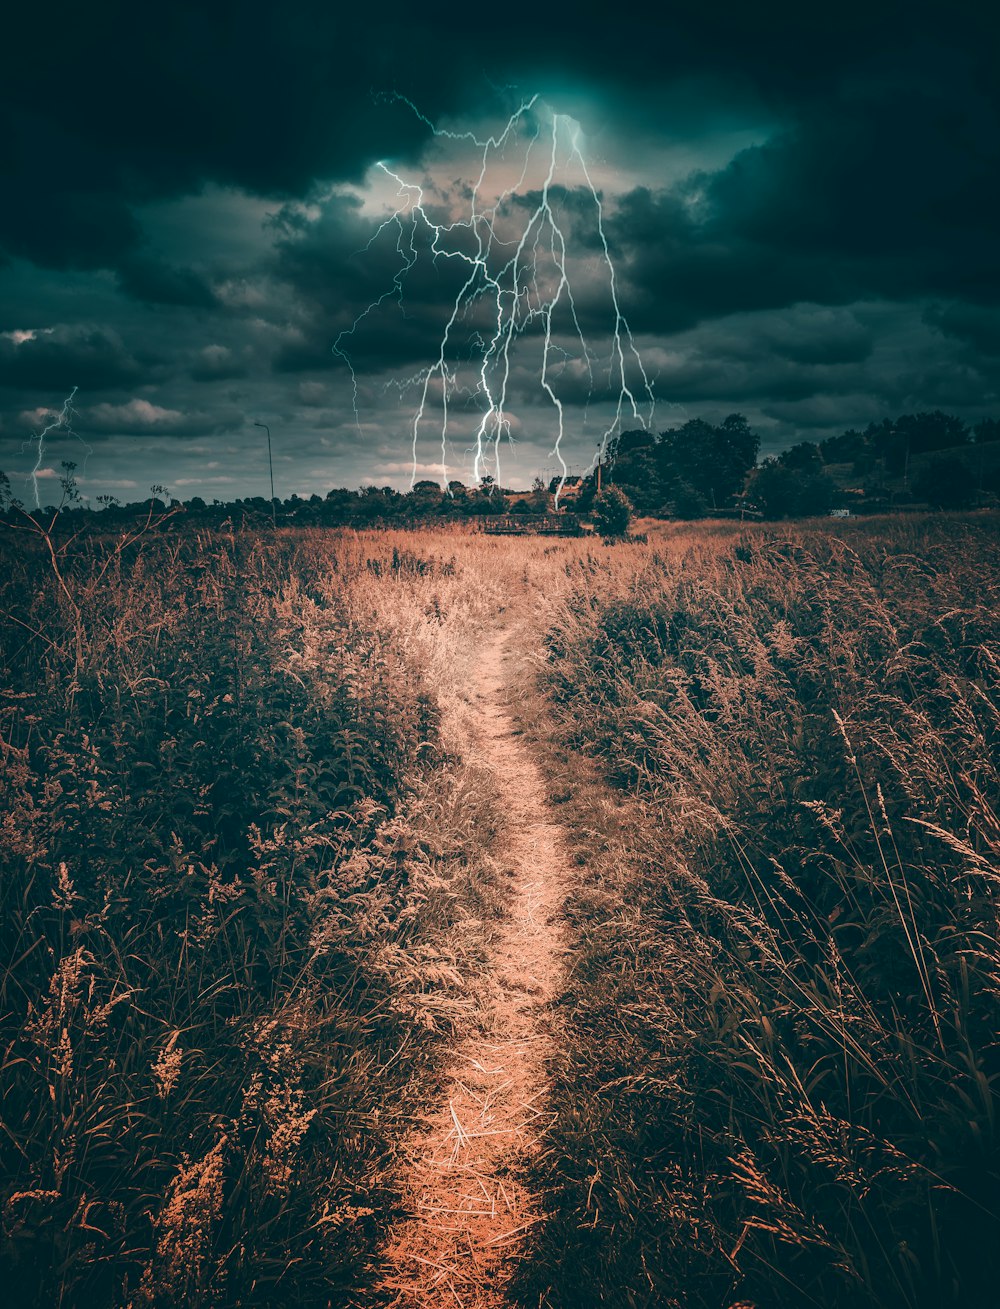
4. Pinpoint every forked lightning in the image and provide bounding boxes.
[334,95,654,498]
